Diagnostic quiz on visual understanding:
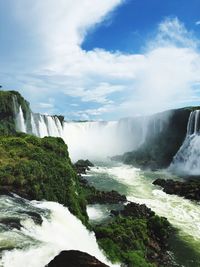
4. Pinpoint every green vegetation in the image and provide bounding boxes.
[0,133,88,224]
[95,213,171,267]
[0,89,175,266]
